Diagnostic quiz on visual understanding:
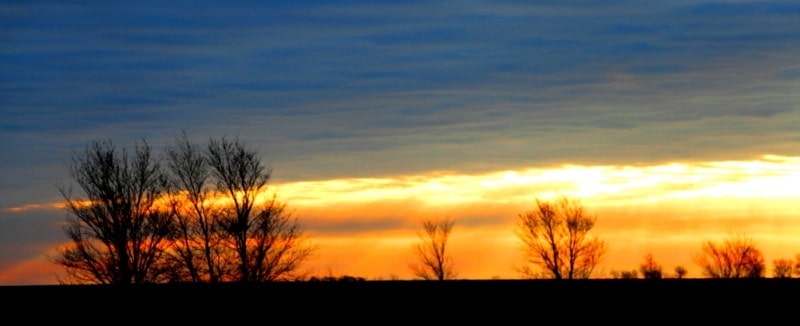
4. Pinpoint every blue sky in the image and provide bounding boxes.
[2,1,800,282]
